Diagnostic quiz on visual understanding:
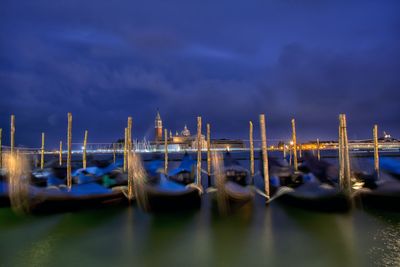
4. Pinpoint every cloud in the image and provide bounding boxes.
[0,1,399,147]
